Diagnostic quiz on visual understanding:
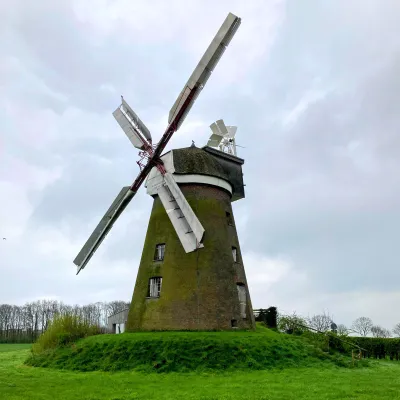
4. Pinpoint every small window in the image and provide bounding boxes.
[232,246,238,262]
[148,277,162,298]
[154,243,165,261]
[226,211,233,225]
[231,319,238,328]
